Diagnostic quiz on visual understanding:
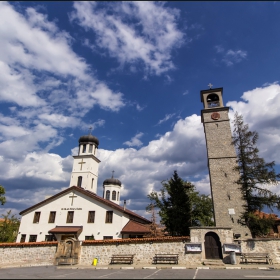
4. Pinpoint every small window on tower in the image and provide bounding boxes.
[106,190,110,200]
[117,192,119,201]
[112,191,116,201]
[89,144,93,153]
[207,93,220,108]
[82,144,86,153]
[77,176,82,187]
